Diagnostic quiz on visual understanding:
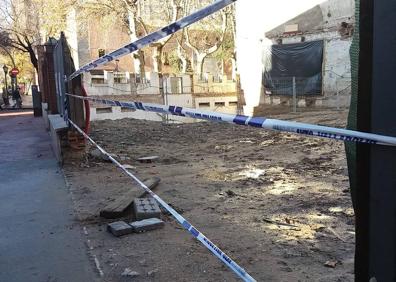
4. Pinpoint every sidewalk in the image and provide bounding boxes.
[0,111,96,282]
